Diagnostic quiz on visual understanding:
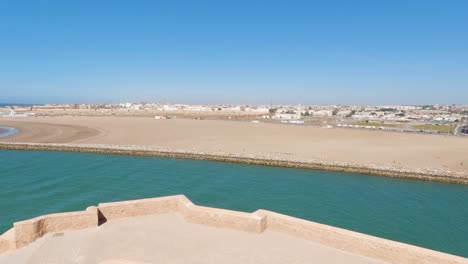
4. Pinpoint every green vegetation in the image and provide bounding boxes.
[422,105,435,110]
[352,122,399,128]
[412,124,455,133]
[351,122,456,133]
[379,108,397,112]
[346,110,356,117]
